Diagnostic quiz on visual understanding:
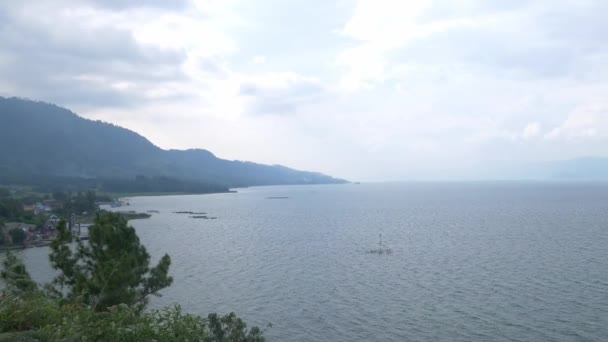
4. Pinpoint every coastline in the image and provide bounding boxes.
[113,189,237,200]
[114,183,352,201]
[1,240,53,251]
